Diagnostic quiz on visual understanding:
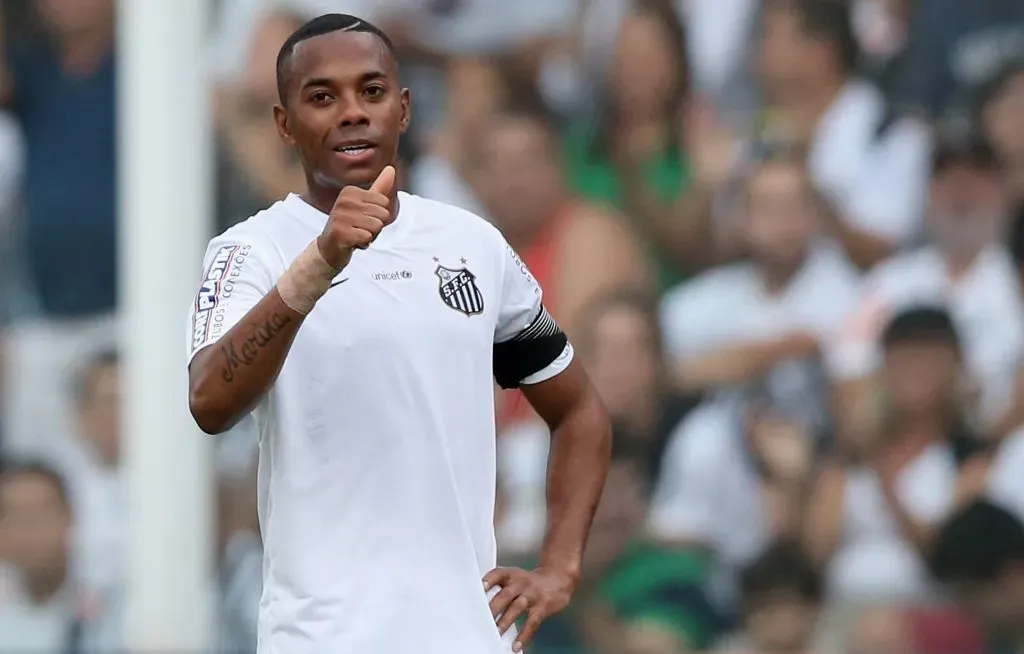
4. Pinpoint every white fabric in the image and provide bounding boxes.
[647,400,771,608]
[186,192,573,654]
[830,246,1024,426]
[809,80,932,245]
[660,246,862,361]
[986,428,1024,522]
[1,313,118,461]
[828,443,957,602]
